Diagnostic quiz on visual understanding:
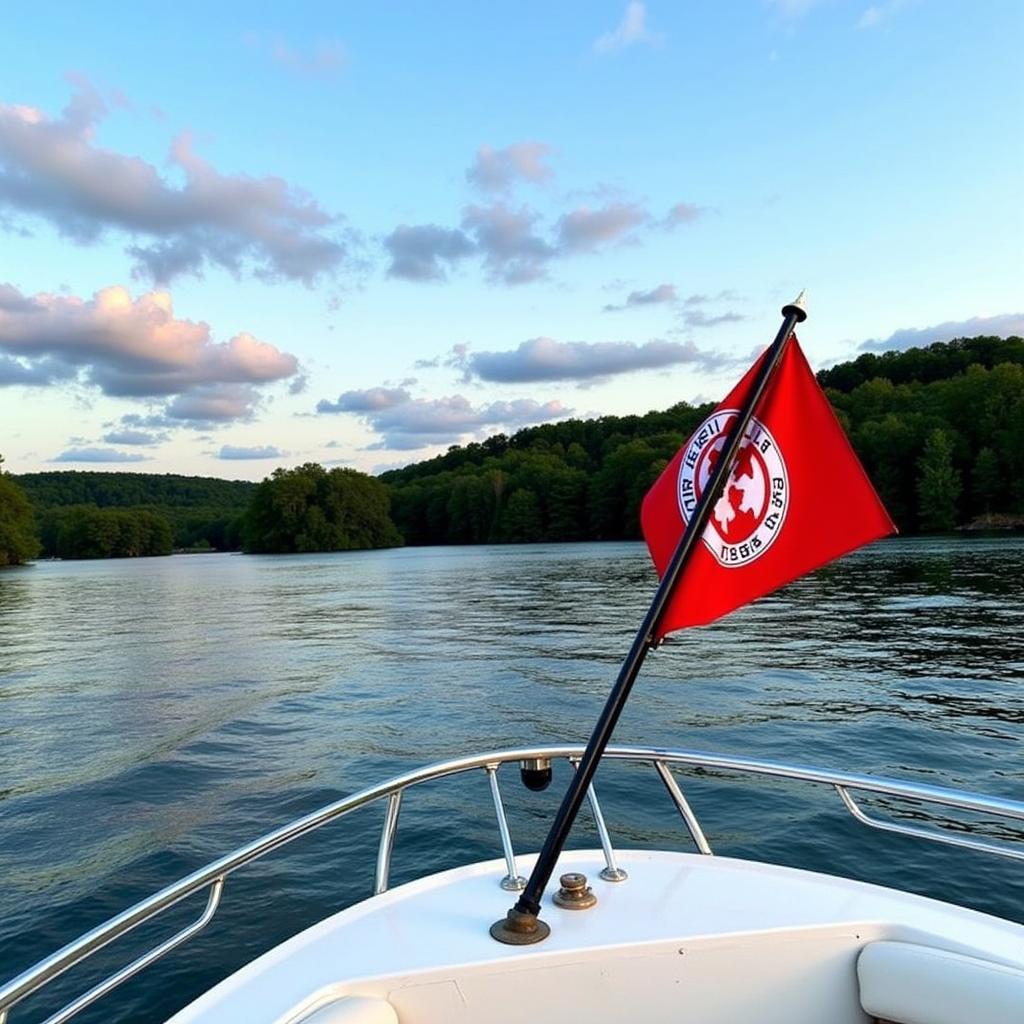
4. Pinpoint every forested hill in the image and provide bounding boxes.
[823,335,1024,531]
[16,470,255,510]
[818,335,1024,391]
[382,334,1024,543]
[15,472,255,553]
[9,334,1024,557]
